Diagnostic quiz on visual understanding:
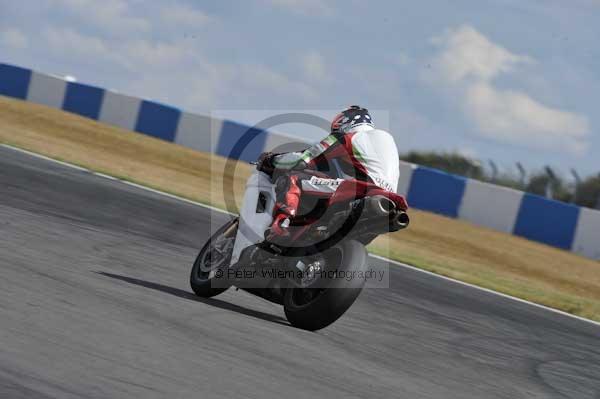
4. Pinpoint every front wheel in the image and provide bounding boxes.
[190,218,238,298]
[283,239,368,331]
